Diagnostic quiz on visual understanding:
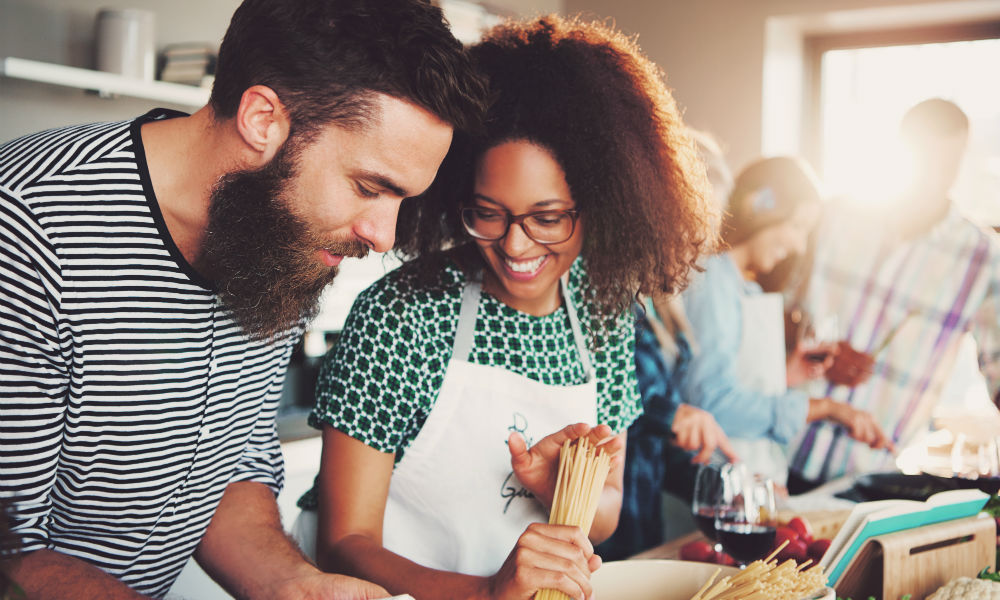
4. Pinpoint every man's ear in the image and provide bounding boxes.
[234,85,290,165]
